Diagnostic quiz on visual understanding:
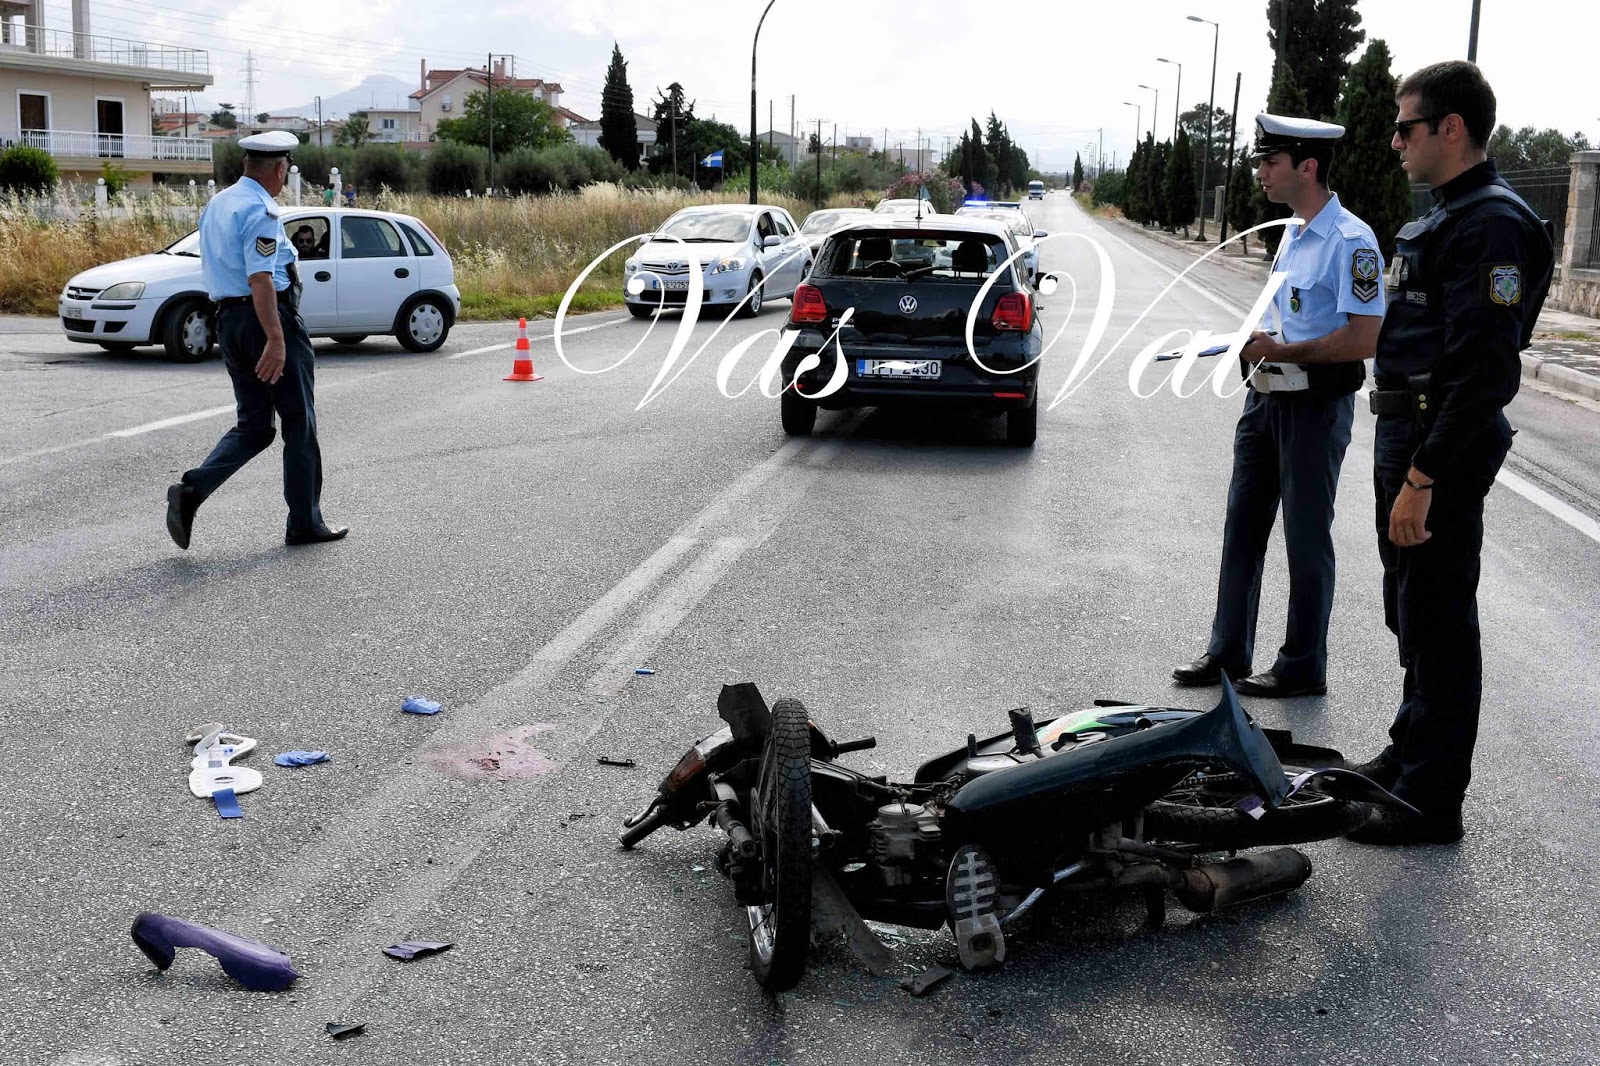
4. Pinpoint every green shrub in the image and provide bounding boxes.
[426,141,488,196]
[100,160,132,196]
[354,144,417,194]
[211,140,244,185]
[0,145,59,194]
[1091,171,1126,207]
[497,147,559,195]
[291,145,355,191]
